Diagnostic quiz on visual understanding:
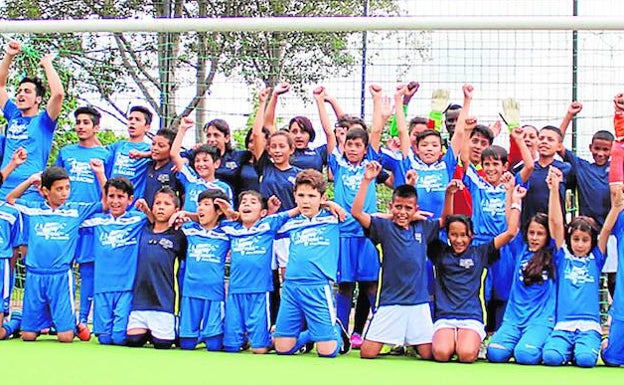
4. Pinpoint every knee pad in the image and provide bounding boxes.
[126,333,149,348]
[152,337,173,350]
[205,335,223,352]
[574,352,598,368]
[514,346,542,365]
[98,334,113,345]
[486,345,512,363]
[542,349,566,366]
[179,337,197,350]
